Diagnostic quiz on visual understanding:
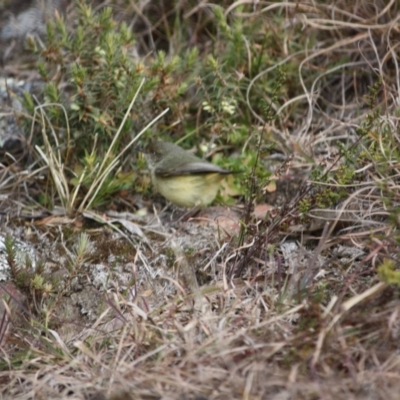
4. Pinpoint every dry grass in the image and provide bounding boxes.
[2,274,398,399]
[1,1,400,399]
